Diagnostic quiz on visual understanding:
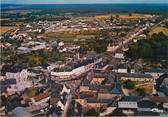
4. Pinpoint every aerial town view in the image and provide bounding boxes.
[0,0,168,116]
